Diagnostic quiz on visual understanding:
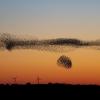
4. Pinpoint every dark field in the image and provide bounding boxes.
[0,84,100,99]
